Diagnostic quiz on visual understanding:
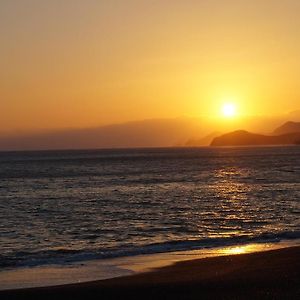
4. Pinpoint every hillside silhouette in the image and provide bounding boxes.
[273,121,300,135]
[0,118,202,151]
[1,119,300,151]
[211,129,300,146]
